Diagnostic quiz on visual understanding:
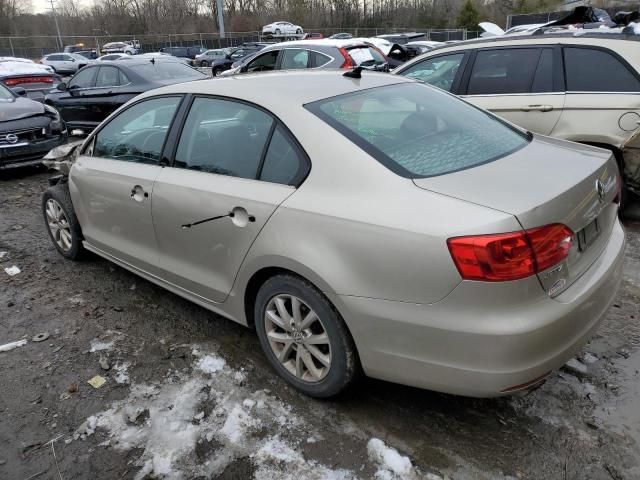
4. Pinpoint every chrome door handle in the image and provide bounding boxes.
[520,105,553,112]
[130,185,148,202]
